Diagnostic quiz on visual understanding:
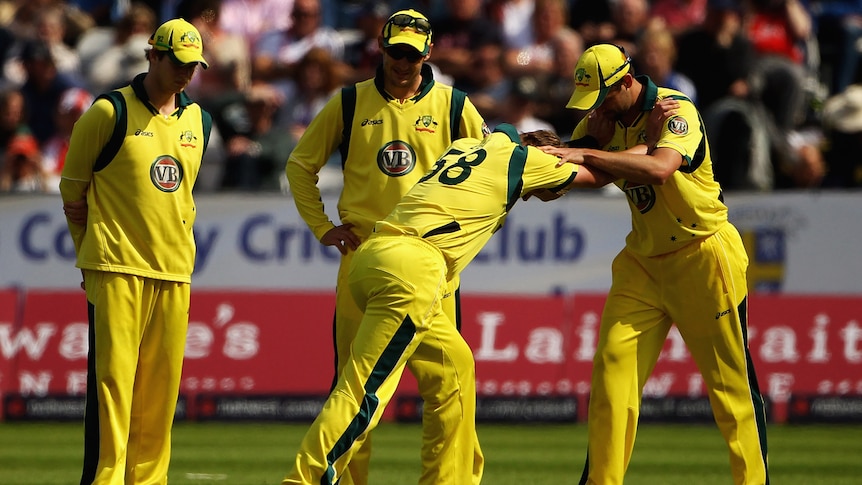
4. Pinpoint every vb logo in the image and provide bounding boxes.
[150,156,184,192]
